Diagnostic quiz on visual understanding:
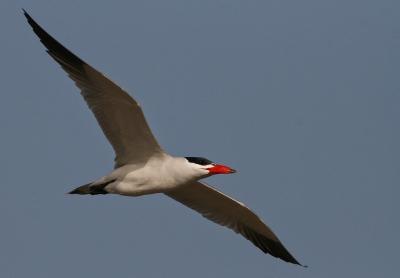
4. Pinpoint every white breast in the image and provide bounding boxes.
[102,156,205,196]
